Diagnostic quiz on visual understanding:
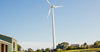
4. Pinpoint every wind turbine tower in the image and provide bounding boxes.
[46,0,63,50]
